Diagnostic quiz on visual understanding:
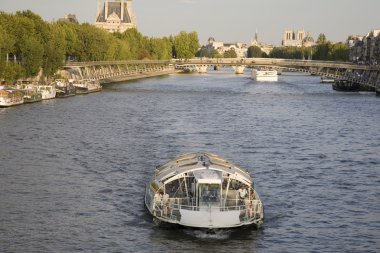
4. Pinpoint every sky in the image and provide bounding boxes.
[0,0,379,45]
